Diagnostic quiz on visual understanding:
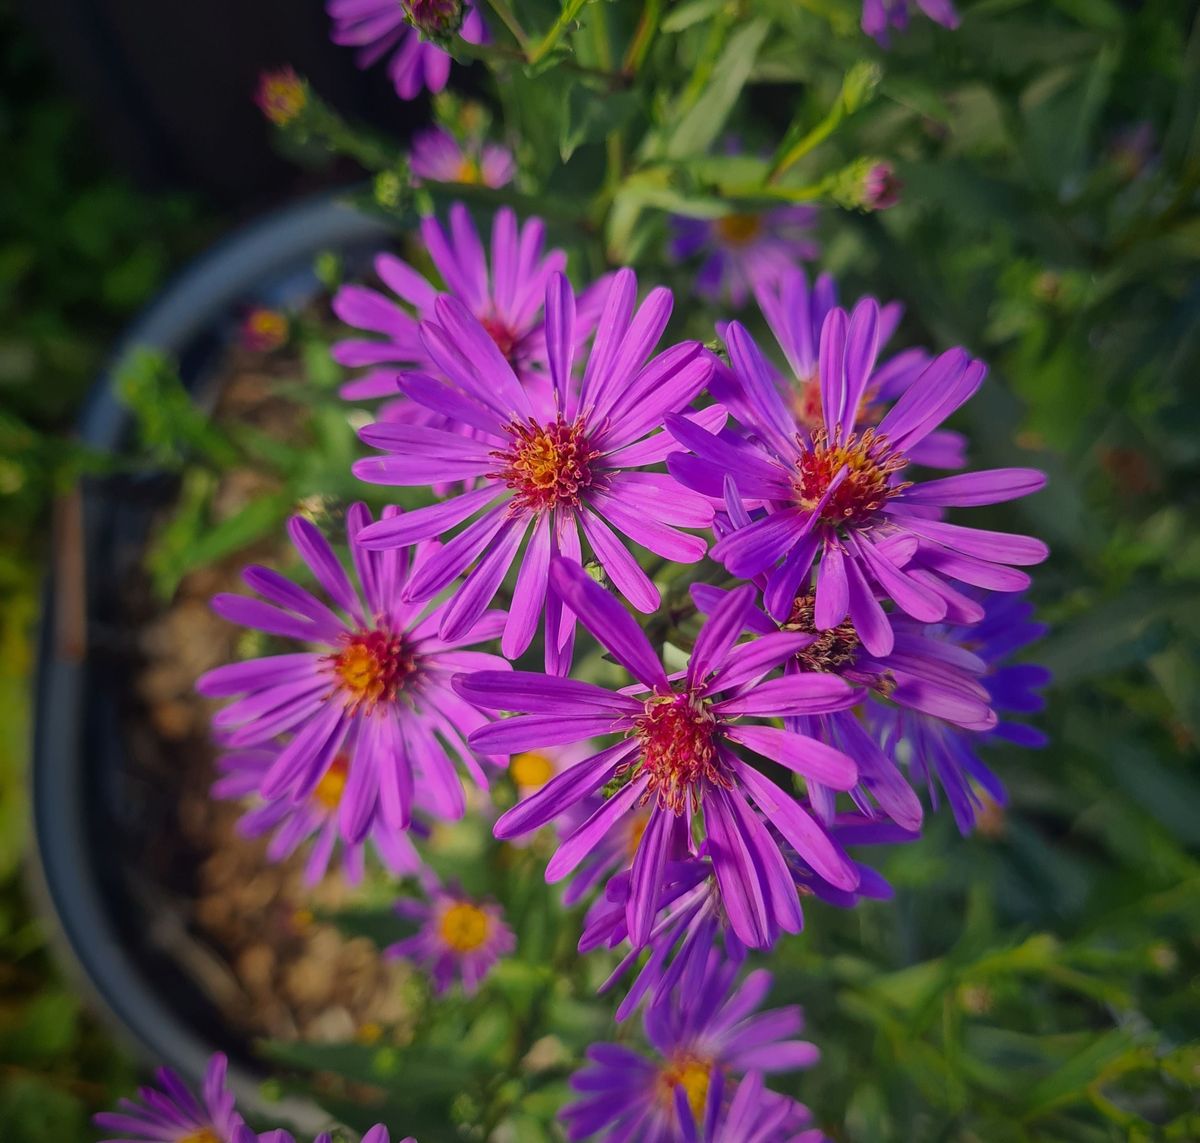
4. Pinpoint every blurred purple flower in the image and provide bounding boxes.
[386,884,516,993]
[327,0,486,101]
[670,206,819,307]
[862,0,959,47]
[212,743,427,886]
[871,591,1050,832]
[410,126,515,188]
[560,953,820,1142]
[94,1053,245,1143]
